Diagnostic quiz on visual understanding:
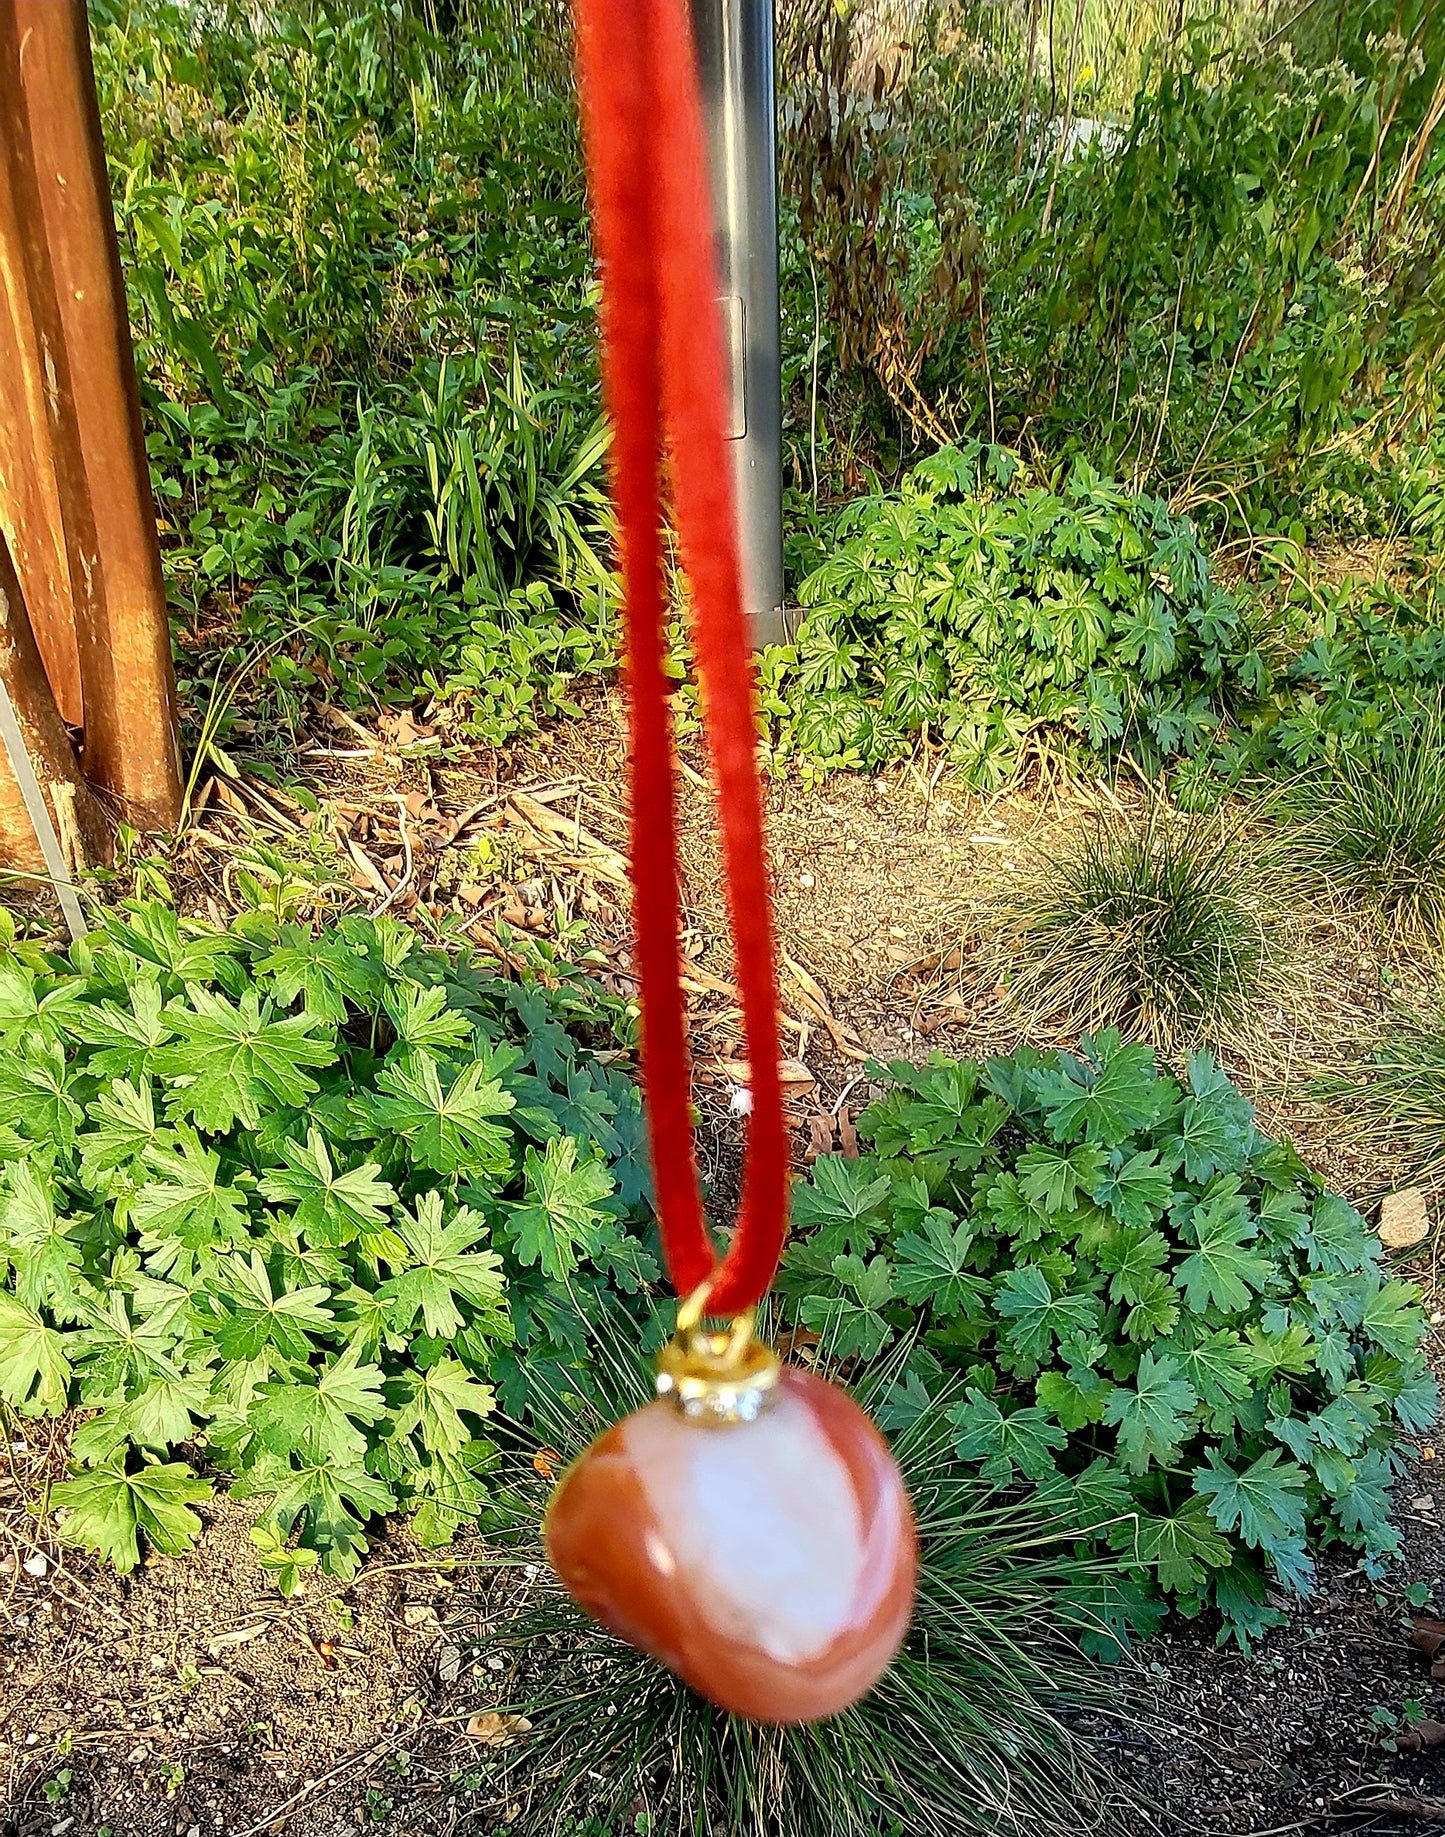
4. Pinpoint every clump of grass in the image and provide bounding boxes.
[458,1320,1132,1837]
[1289,703,1445,944]
[990,802,1286,1050]
[1318,987,1445,1184]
